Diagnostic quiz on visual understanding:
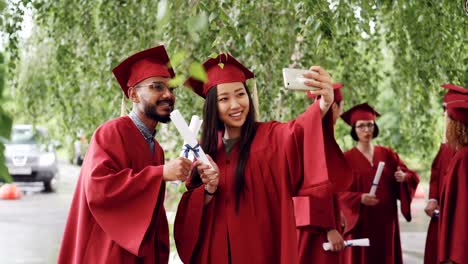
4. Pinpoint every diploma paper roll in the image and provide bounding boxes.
[322,238,370,251]
[170,110,211,167]
[369,162,385,196]
[179,115,203,161]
